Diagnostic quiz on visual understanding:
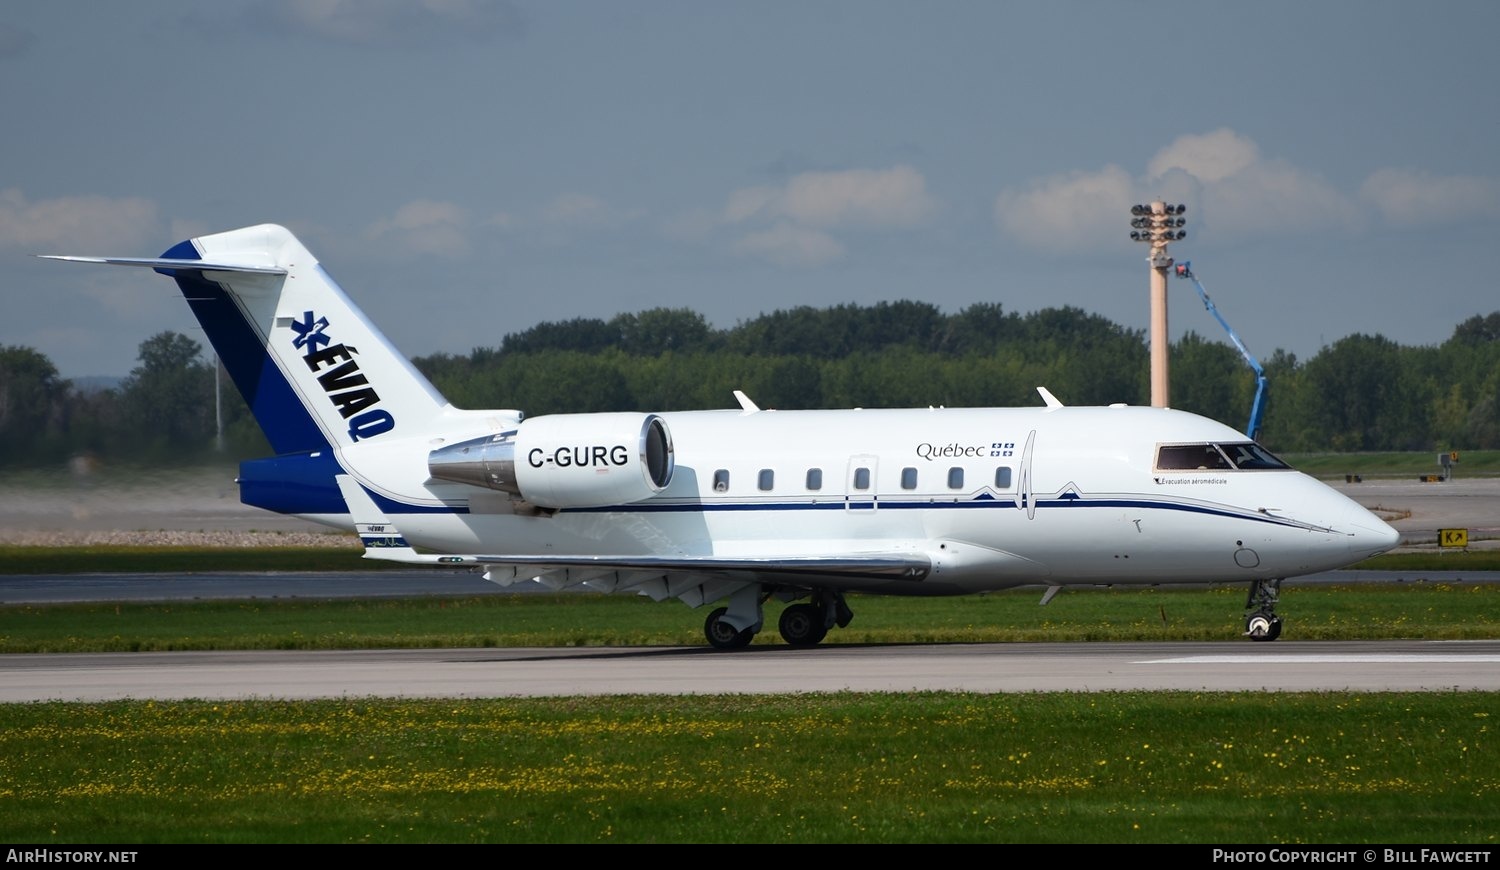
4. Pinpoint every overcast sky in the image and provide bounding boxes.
[4,0,1498,387]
